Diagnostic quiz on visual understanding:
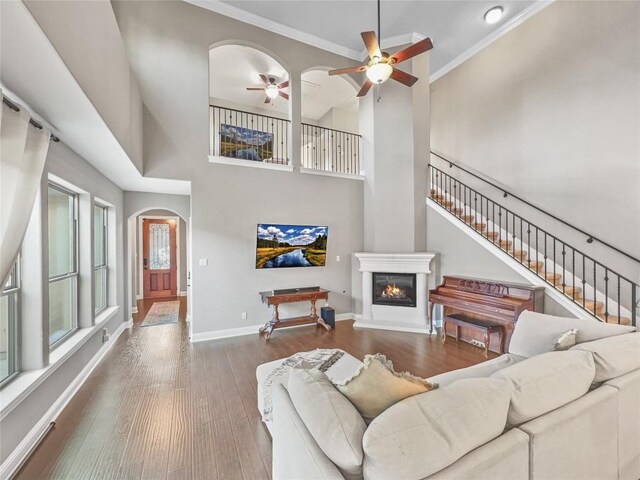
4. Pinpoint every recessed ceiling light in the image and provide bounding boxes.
[484,6,504,24]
